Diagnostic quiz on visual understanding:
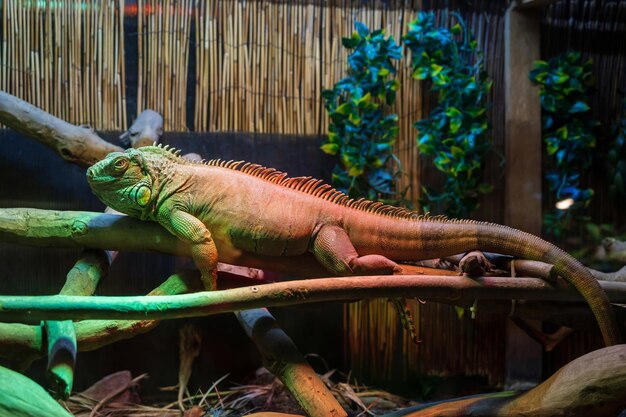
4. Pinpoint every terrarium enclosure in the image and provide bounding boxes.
[0,0,626,416]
